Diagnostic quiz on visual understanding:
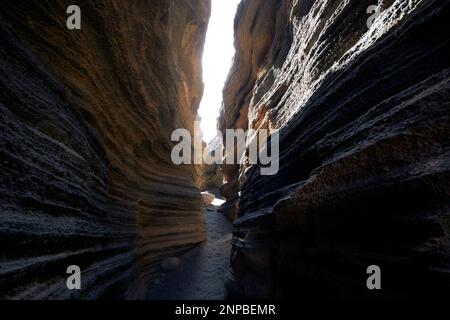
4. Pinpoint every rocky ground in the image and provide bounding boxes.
[147,202,232,300]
